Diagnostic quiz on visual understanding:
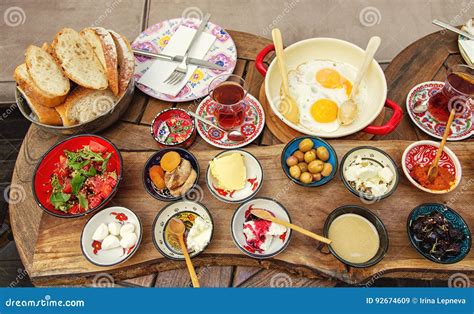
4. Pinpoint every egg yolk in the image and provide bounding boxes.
[311,99,339,123]
[316,68,352,97]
